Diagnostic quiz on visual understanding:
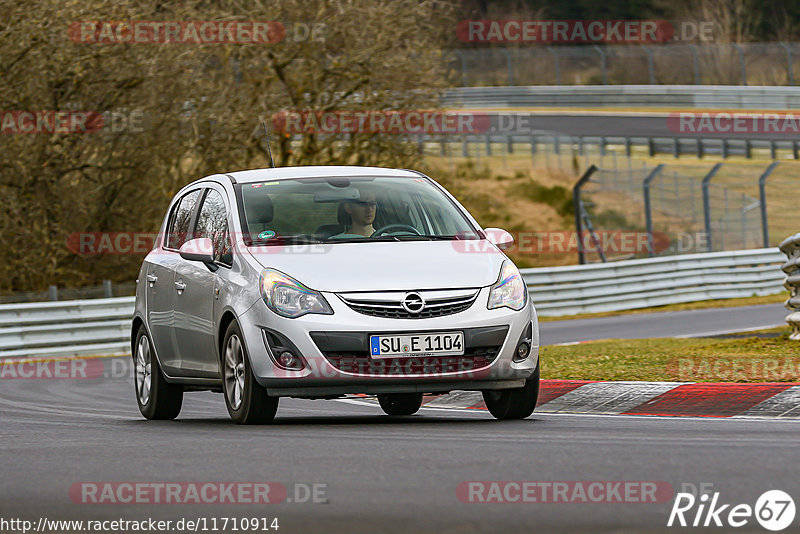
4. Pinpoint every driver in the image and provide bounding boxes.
[330,189,377,239]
